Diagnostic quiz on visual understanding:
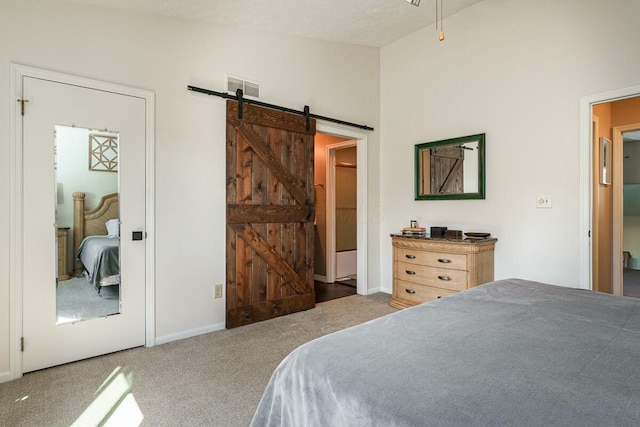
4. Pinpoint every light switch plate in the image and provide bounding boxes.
[536,195,552,208]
